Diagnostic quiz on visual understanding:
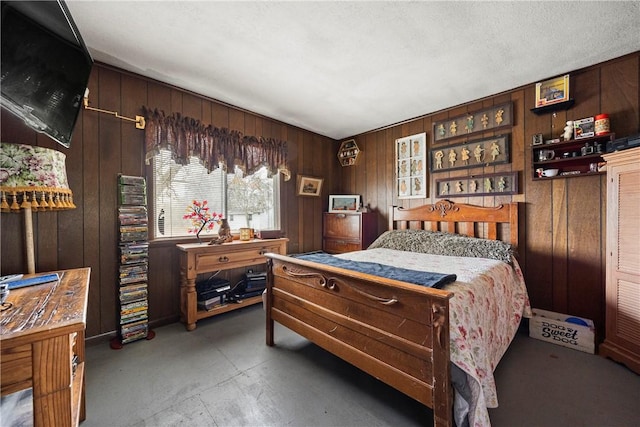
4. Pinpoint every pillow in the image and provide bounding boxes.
[368,229,514,264]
